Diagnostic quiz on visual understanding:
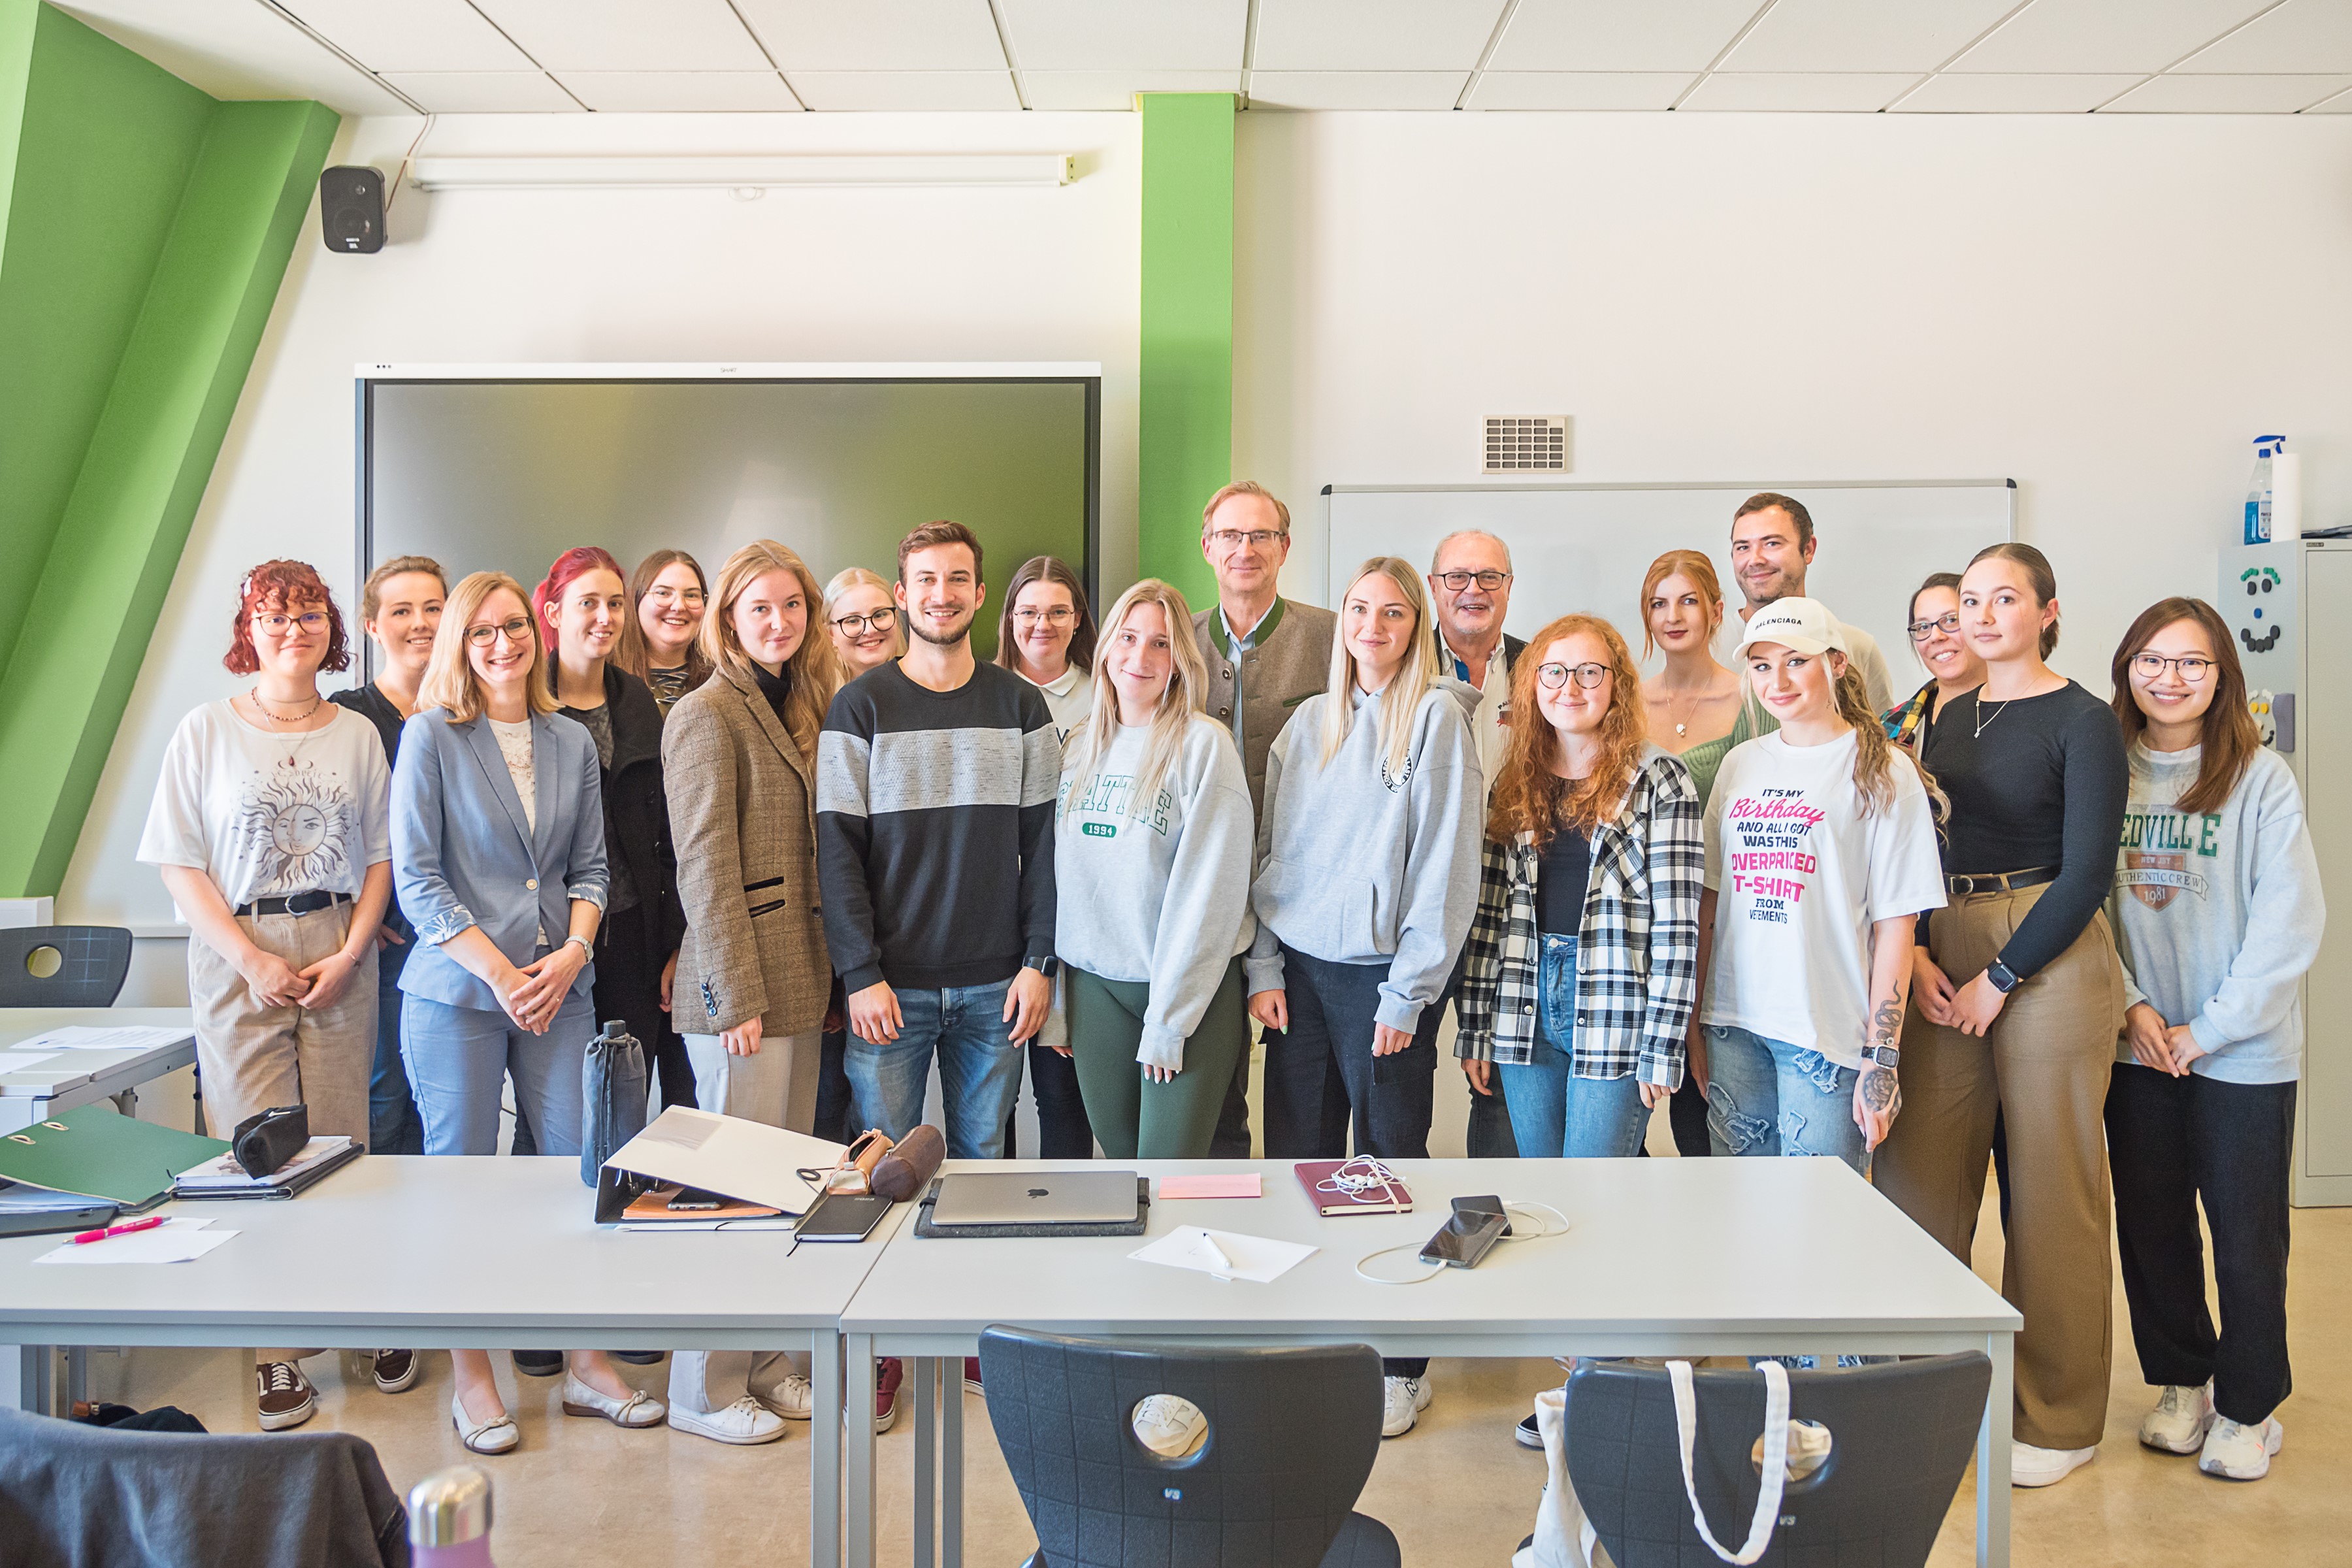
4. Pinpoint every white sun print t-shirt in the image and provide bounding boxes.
[139,701,391,912]
[1699,728,1946,1067]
